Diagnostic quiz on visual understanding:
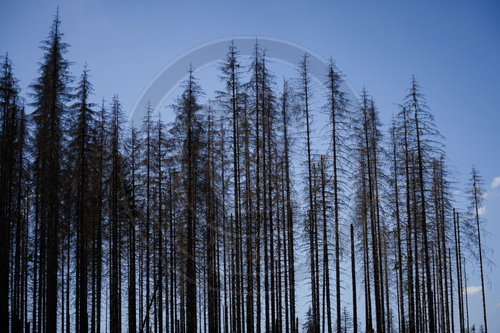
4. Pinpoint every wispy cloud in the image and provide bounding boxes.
[496,302,500,308]
[464,286,482,295]
[470,205,486,216]
[491,176,500,189]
